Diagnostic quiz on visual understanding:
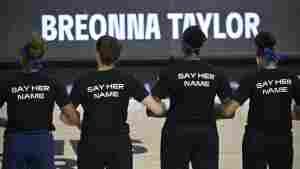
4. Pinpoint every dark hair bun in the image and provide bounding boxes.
[182,25,207,49]
[254,31,276,49]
